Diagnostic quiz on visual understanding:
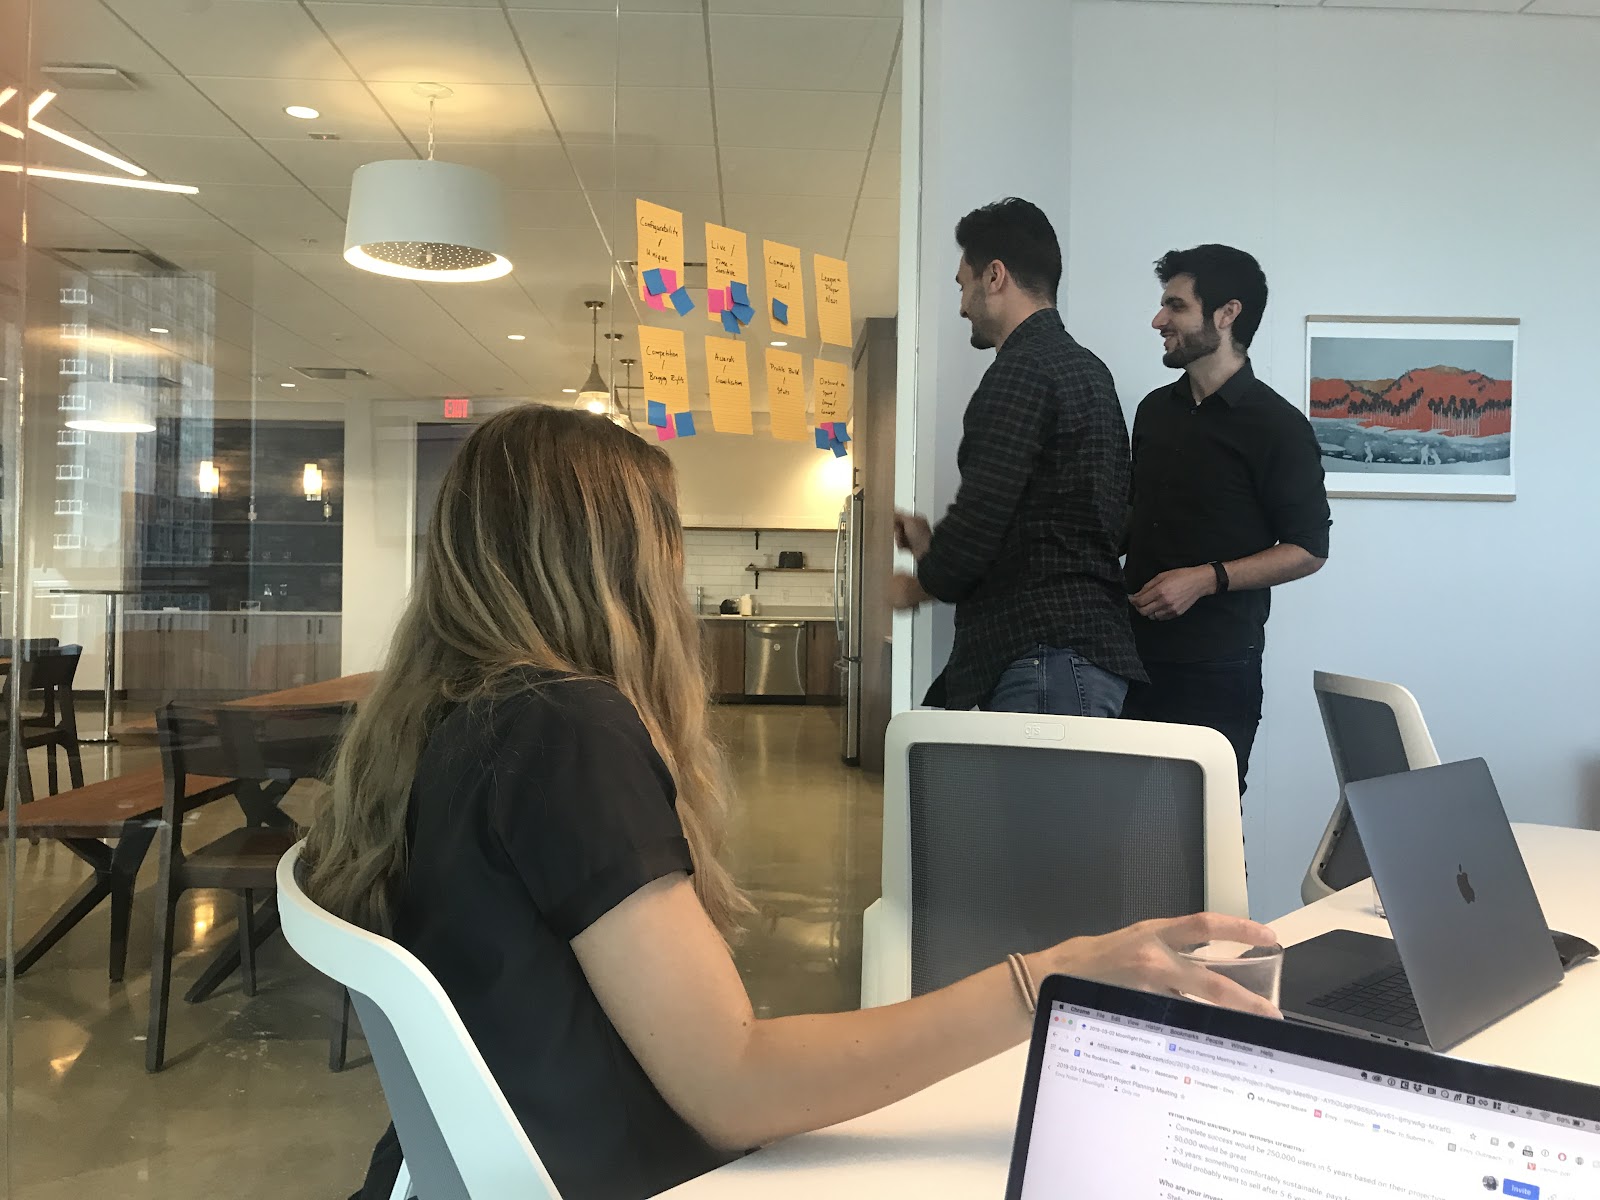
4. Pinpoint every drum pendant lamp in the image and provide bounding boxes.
[343,86,512,284]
